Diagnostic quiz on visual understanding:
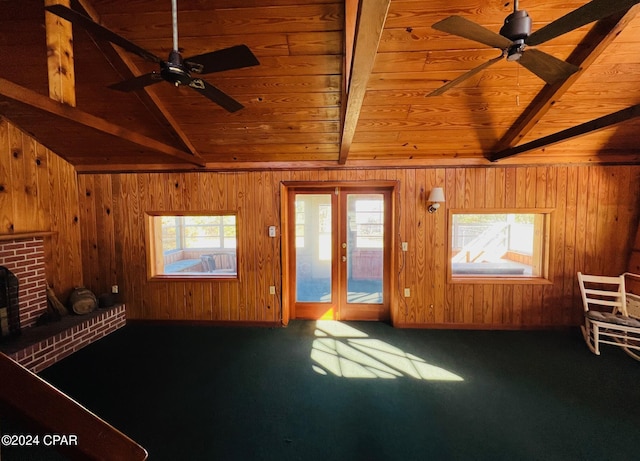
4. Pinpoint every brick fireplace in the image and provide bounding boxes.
[0,237,48,330]
[0,235,126,372]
